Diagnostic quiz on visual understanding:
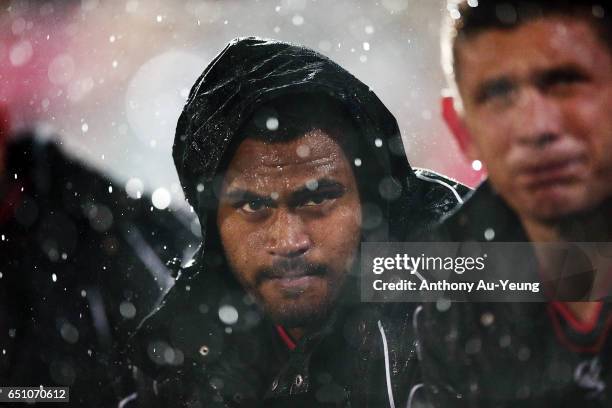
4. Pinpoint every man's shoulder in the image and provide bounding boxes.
[401,168,472,240]
[429,181,527,242]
